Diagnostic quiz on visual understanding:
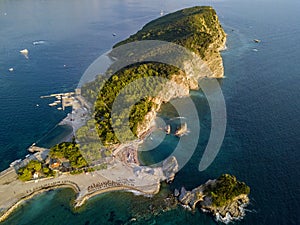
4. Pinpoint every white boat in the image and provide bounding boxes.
[20,49,28,54]
[20,49,29,59]
[8,68,14,72]
[49,102,58,106]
